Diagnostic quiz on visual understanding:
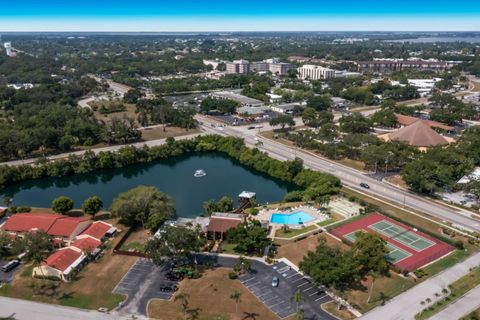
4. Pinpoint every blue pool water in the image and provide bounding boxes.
[270,211,314,225]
